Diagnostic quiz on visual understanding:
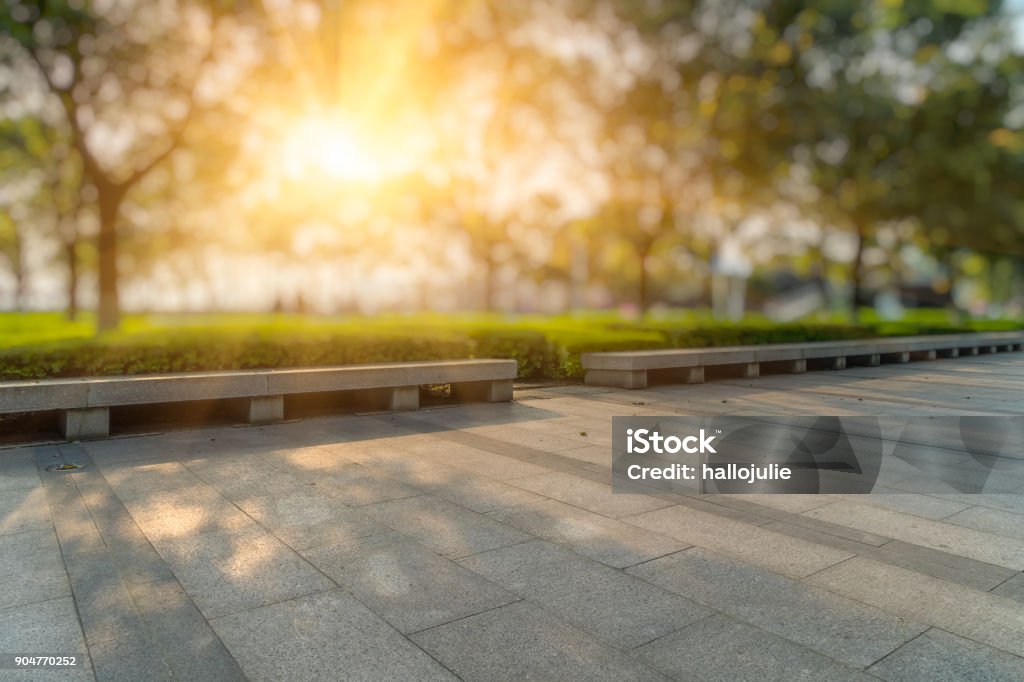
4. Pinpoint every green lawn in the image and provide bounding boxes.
[1,311,1020,381]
